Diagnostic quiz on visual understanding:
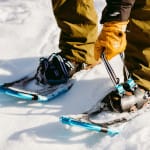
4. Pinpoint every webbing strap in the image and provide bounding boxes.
[119,53,130,80]
[48,53,69,79]
[101,53,119,86]
[36,53,71,84]
[101,52,131,86]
